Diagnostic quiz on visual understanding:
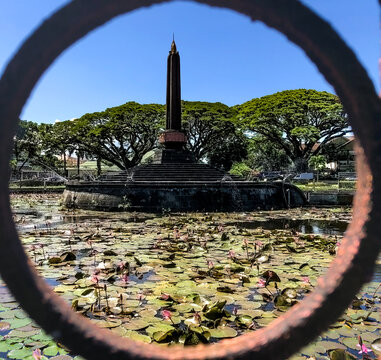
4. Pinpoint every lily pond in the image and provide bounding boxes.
[0,194,380,360]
